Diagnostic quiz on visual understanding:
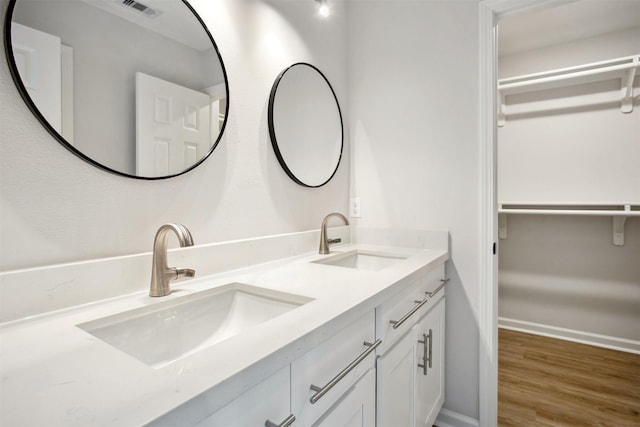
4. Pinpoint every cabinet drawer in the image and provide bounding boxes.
[376,264,445,354]
[193,365,291,427]
[291,310,376,426]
